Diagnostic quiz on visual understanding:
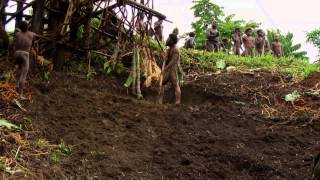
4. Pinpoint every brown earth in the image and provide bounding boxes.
[15,70,319,179]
